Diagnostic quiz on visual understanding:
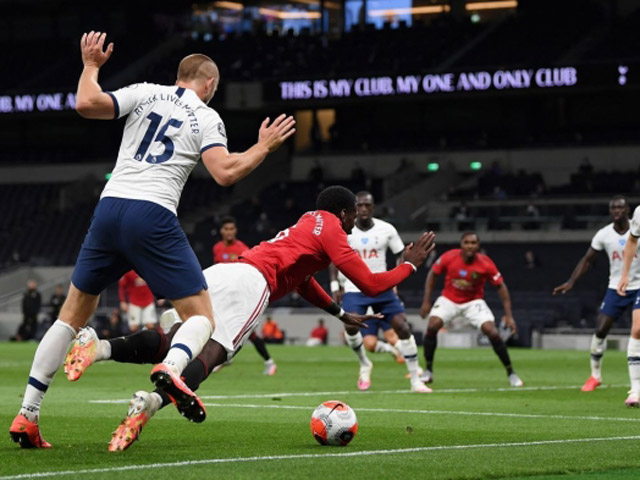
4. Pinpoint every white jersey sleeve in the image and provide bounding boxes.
[590,227,606,251]
[107,83,152,119]
[387,224,405,255]
[631,206,640,238]
[200,111,228,152]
